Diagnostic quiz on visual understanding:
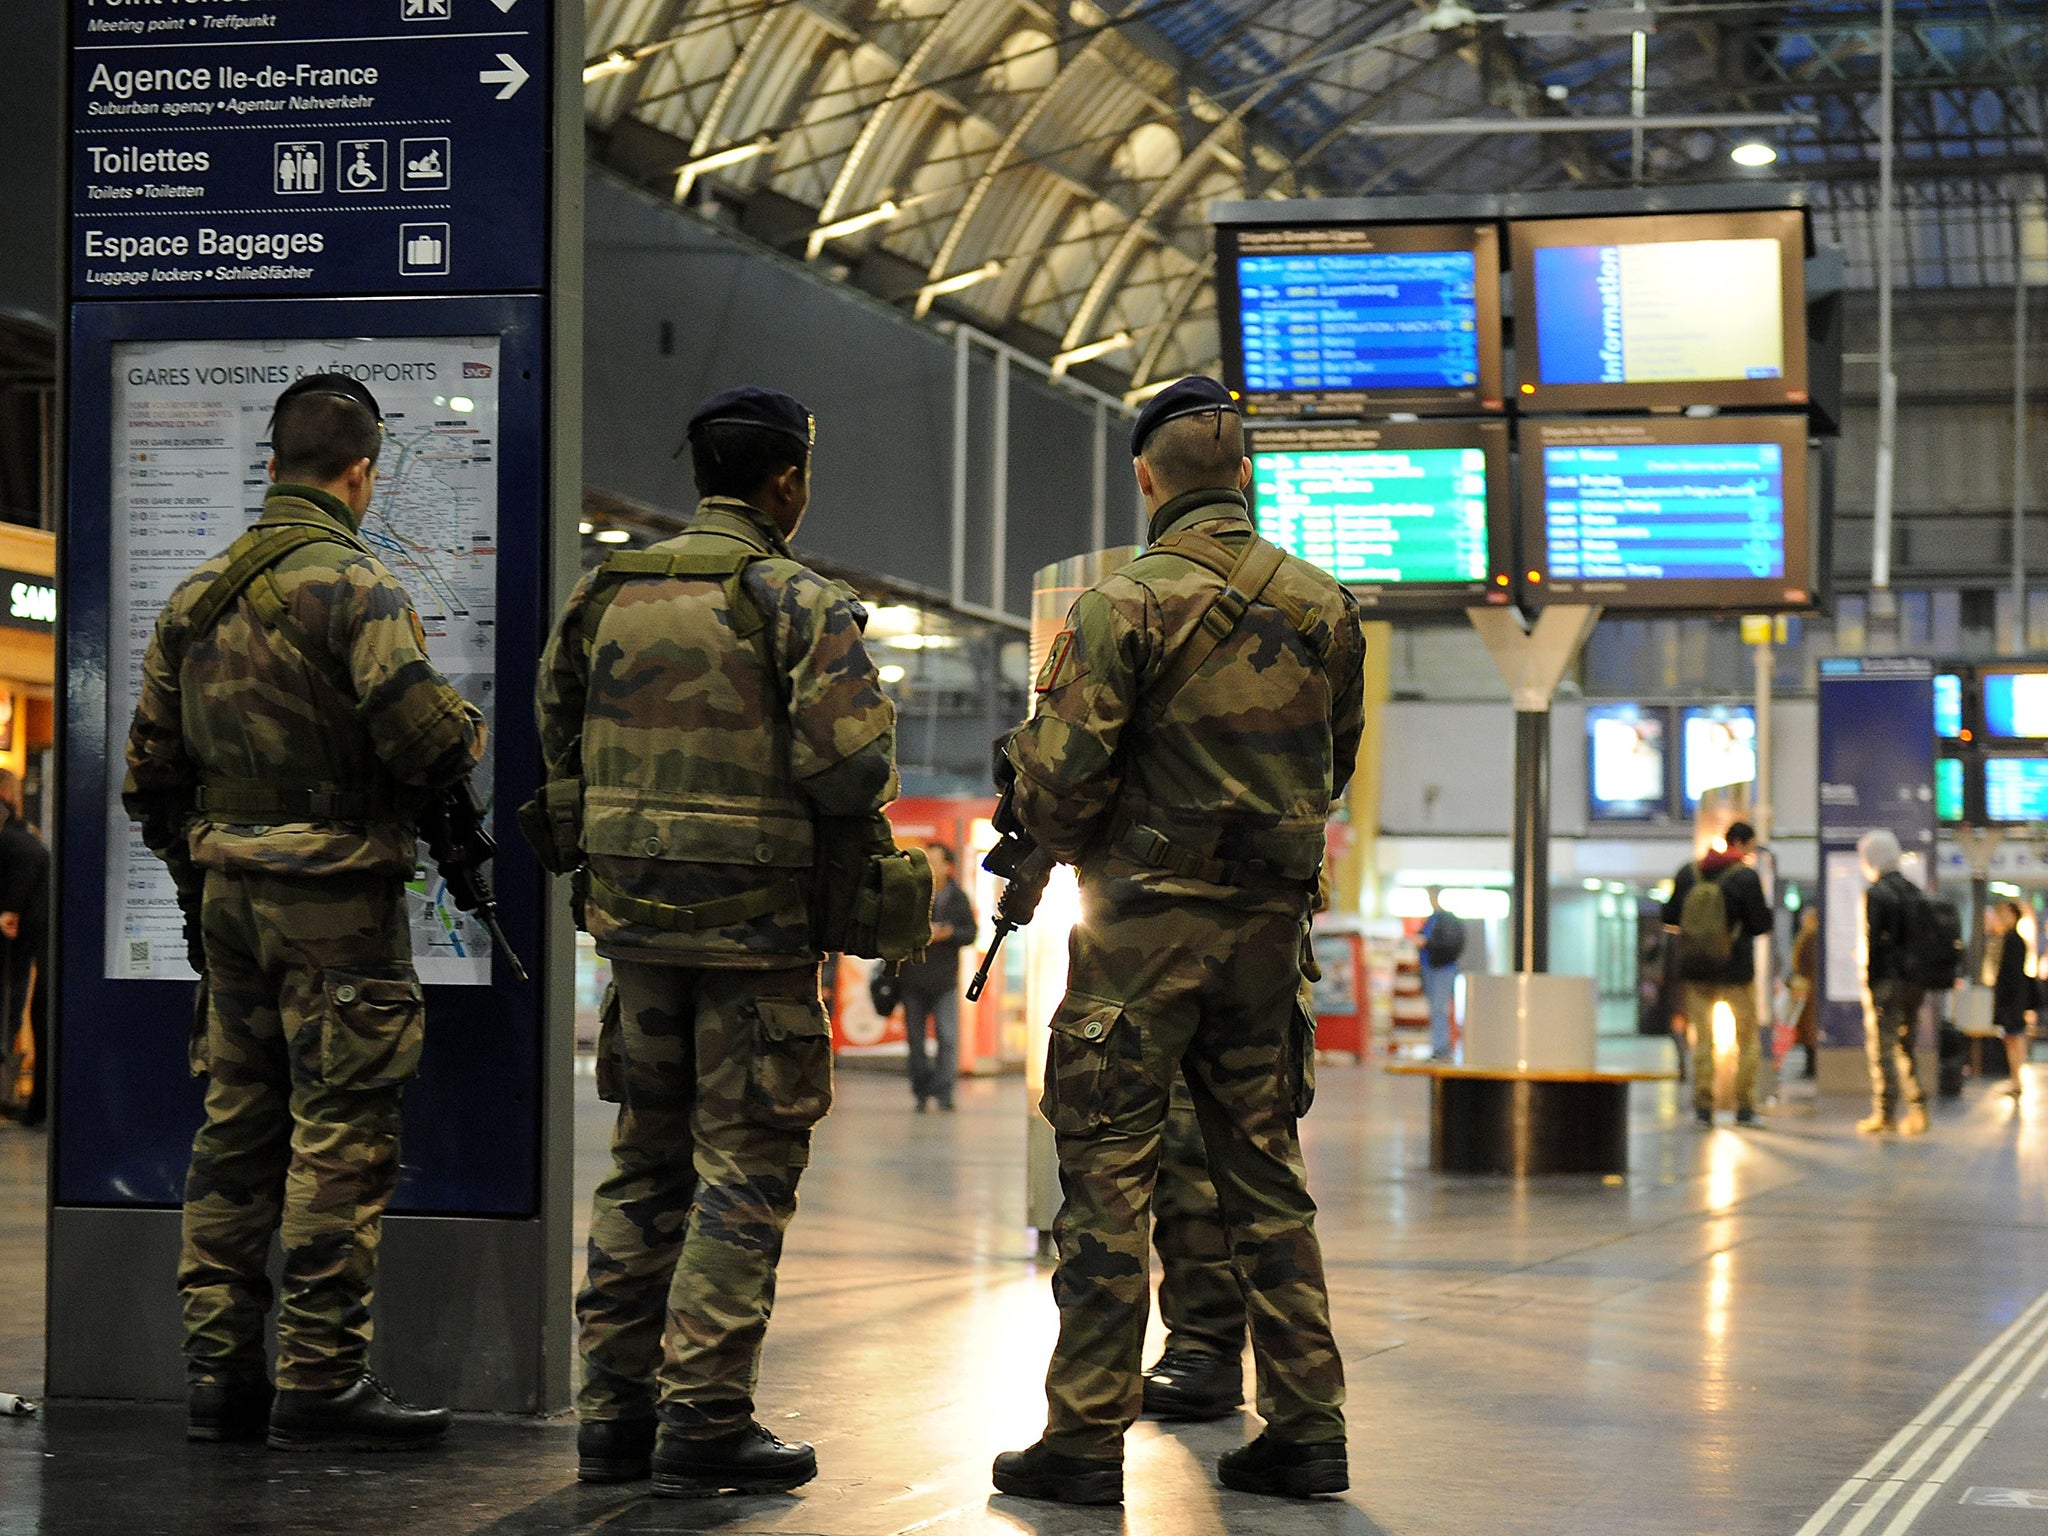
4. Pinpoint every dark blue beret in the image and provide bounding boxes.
[687,386,815,449]
[1130,375,1237,457]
